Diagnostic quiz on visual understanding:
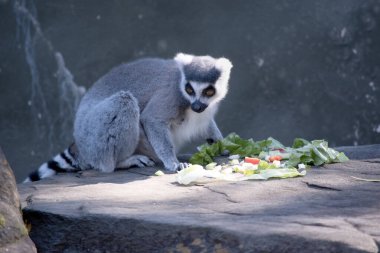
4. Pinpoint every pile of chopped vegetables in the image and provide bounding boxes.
[176,133,349,185]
